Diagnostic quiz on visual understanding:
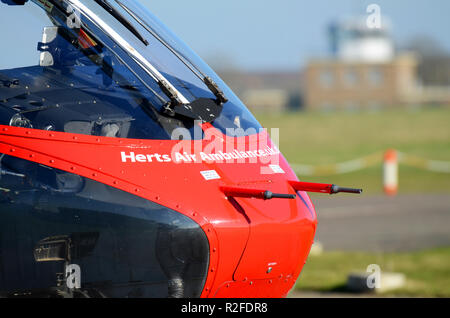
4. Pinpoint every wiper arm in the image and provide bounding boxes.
[93,0,149,46]
[115,0,228,105]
